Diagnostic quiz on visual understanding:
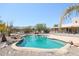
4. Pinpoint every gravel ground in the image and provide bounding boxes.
[0,37,79,56]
